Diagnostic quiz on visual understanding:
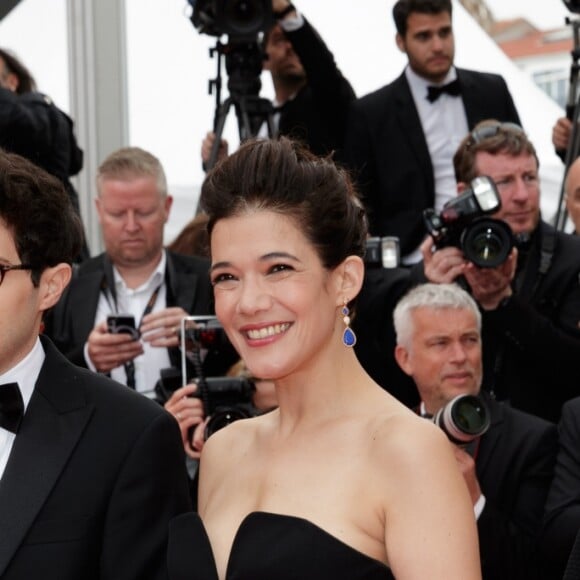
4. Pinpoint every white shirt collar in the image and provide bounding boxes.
[405,65,458,103]
[113,250,167,294]
[0,337,45,412]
